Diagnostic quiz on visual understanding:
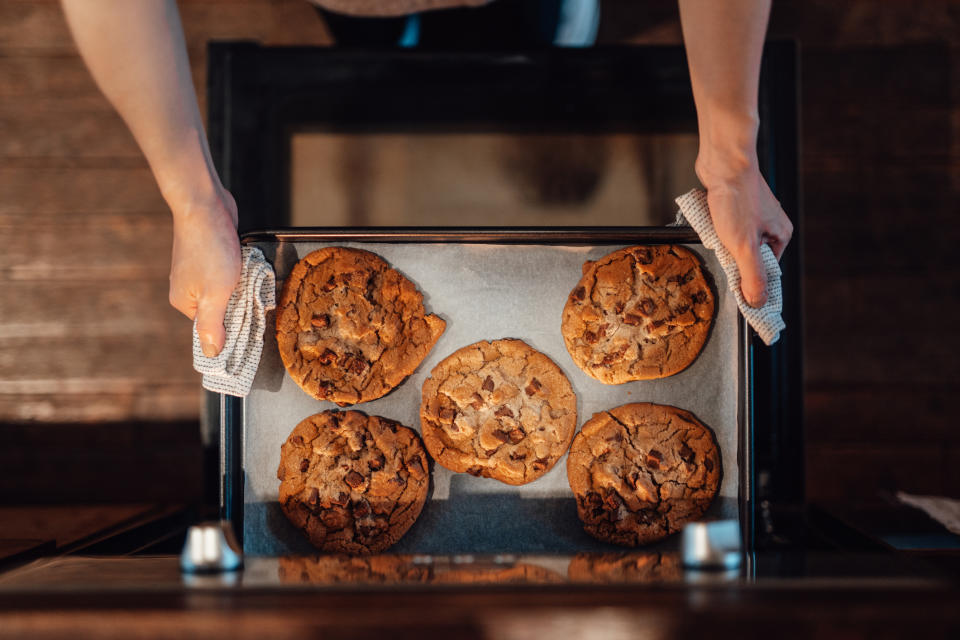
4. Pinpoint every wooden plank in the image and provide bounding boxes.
[0,168,166,215]
[806,443,954,502]
[0,104,141,160]
[0,280,180,334]
[768,1,960,46]
[805,385,960,443]
[0,0,330,54]
[0,212,173,281]
[0,388,201,423]
[0,335,194,383]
